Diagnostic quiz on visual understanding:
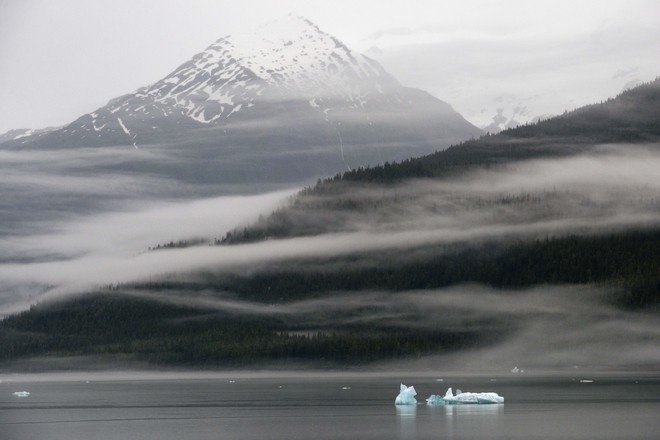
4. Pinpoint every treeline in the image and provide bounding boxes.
[209,229,659,308]
[148,238,208,251]
[1,229,656,367]
[0,293,488,366]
